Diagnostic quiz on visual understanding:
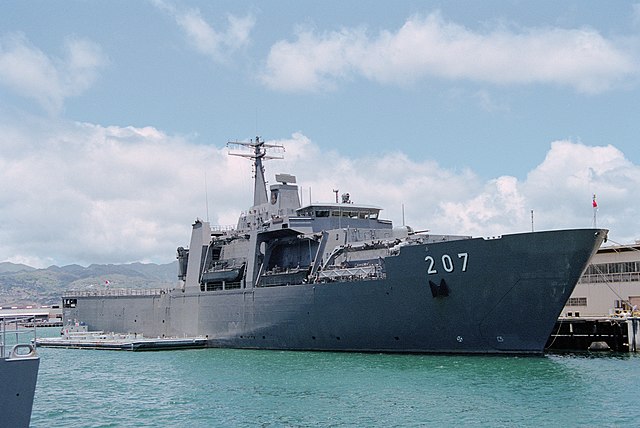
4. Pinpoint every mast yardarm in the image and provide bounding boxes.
[227,136,284,207]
